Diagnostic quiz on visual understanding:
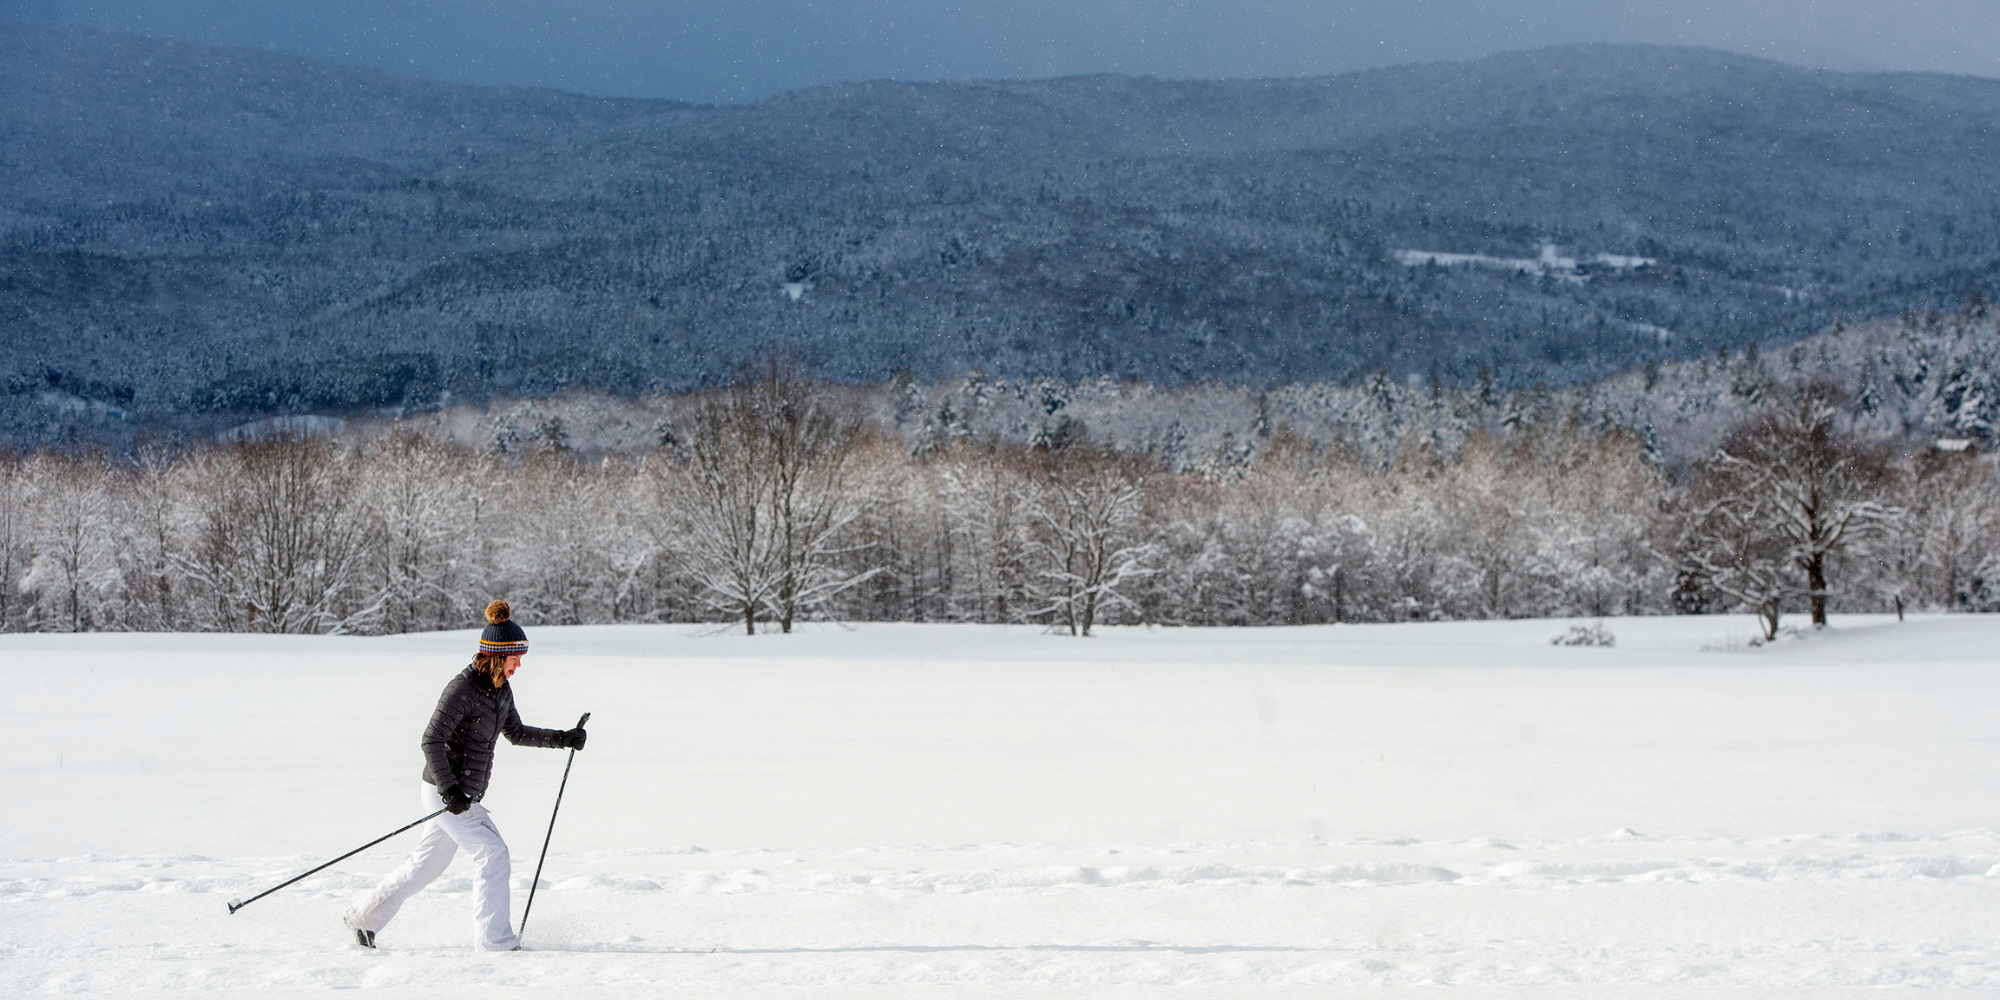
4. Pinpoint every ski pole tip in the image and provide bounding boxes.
[227,899,245,913]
